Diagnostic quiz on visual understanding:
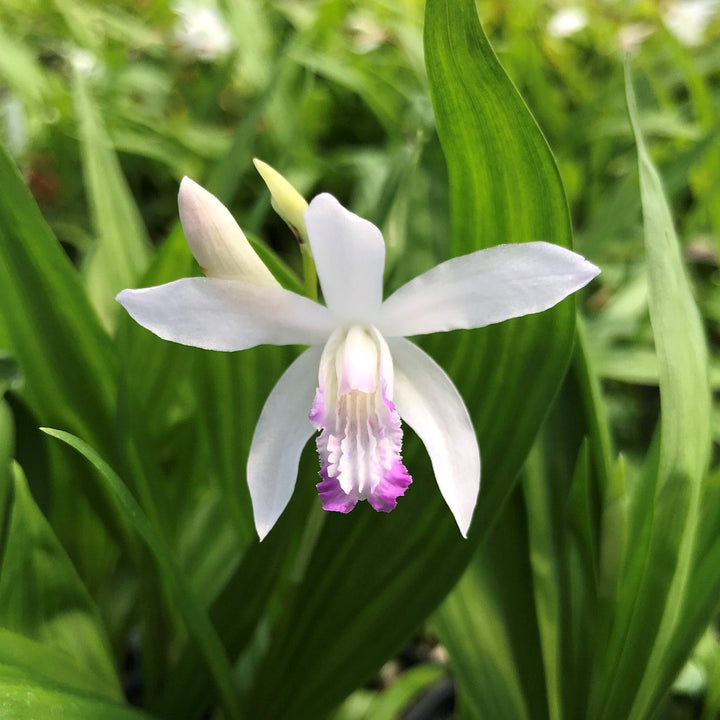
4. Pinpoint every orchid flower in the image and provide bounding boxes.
[117,172,599,540]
